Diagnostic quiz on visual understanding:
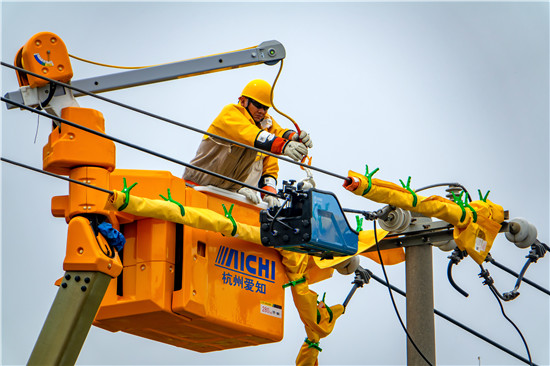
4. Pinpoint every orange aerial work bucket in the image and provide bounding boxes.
[93,169,286,352]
